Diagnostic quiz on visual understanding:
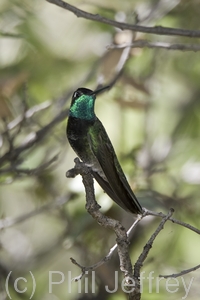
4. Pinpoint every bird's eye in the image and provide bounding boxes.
[73,90,82,99]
